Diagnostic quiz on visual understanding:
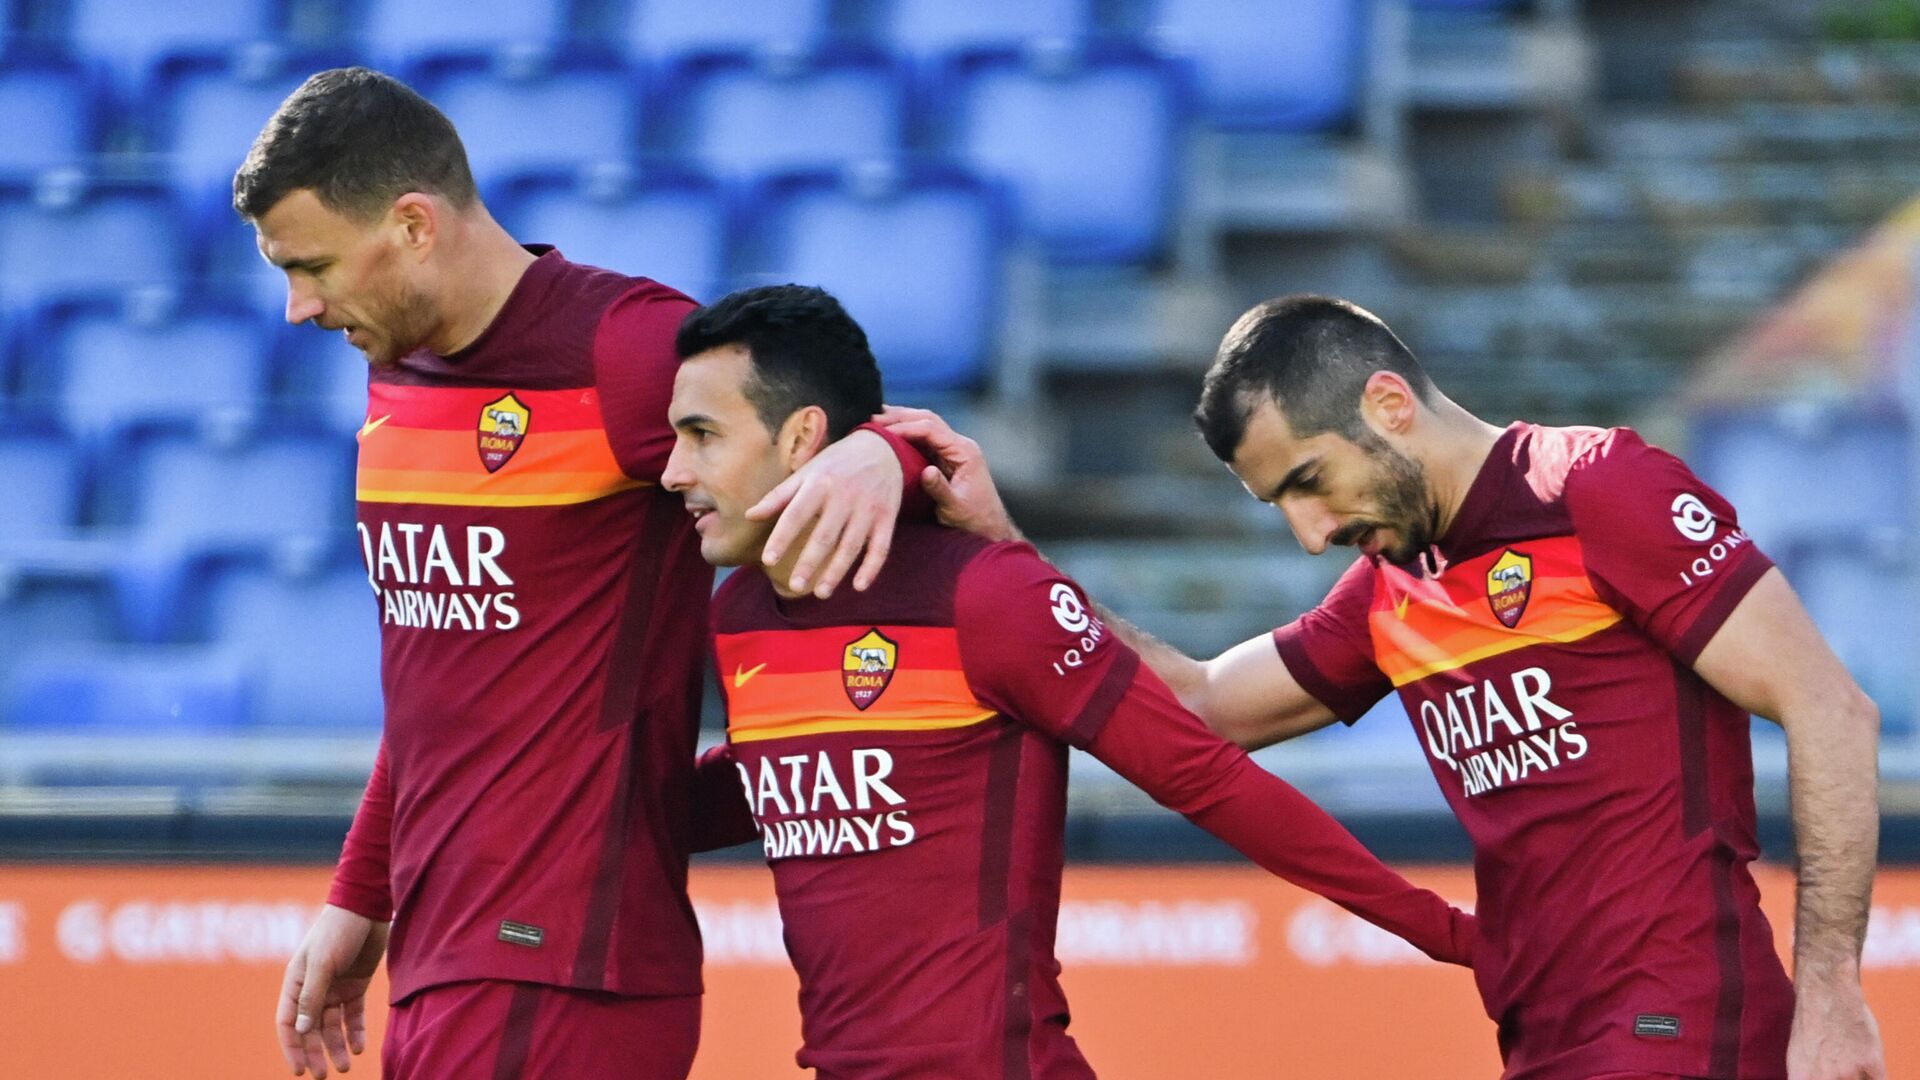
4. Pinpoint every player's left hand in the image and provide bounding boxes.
[1787,981,1885,1080]
[749,428,902,598]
